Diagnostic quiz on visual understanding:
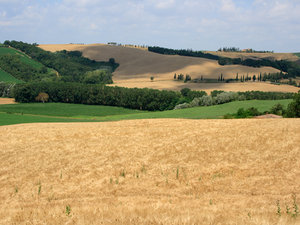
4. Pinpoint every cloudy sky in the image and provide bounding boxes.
[0,0,299,52]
